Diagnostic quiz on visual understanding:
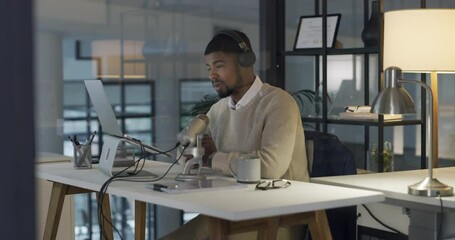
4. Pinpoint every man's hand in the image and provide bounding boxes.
[201,134,217,165]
